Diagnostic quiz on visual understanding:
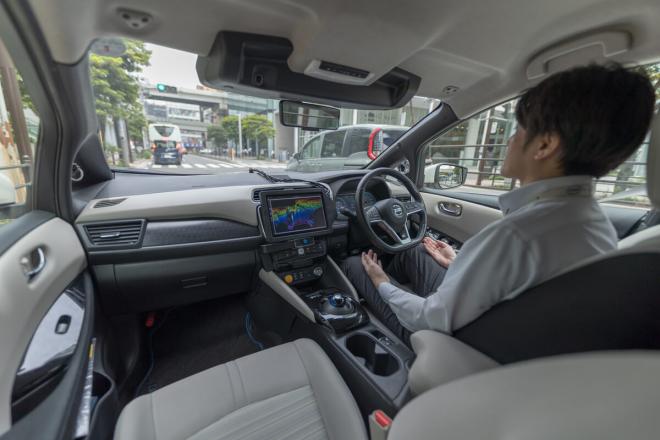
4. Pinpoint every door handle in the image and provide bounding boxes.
[20,247,46,280]
[438,202,462,217]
